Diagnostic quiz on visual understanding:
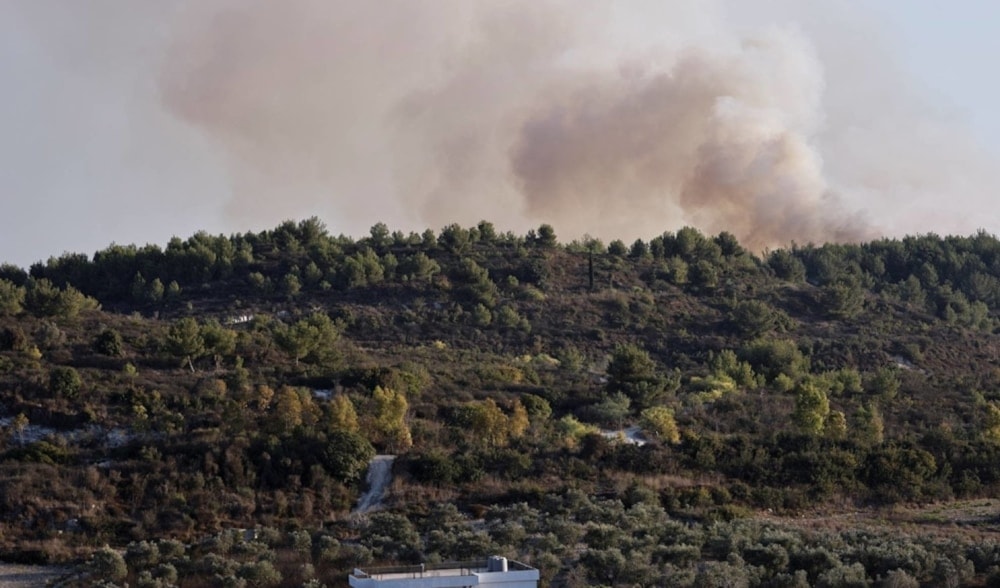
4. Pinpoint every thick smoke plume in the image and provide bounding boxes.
[155,0,883,249]
[6,0,1000,267]
[153,0,984,249]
